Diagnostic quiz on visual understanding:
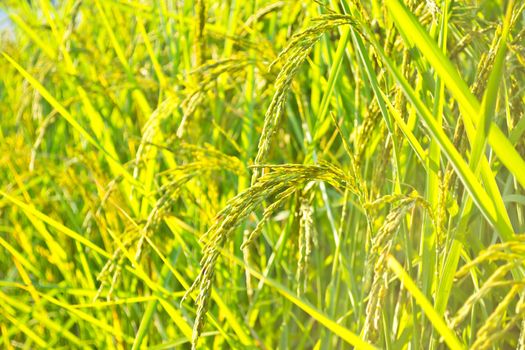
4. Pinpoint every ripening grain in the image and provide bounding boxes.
[0,1,524,349]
